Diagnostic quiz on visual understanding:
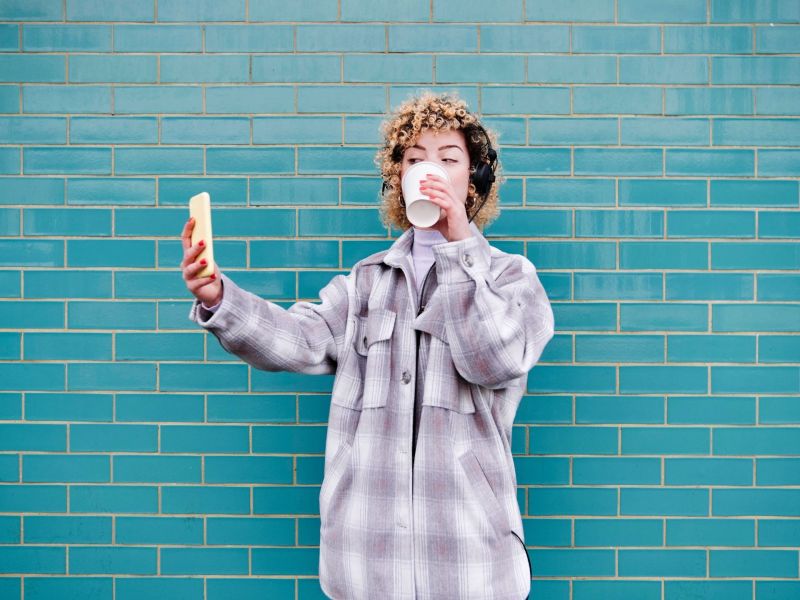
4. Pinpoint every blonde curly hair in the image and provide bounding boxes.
[373,90,504,232]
